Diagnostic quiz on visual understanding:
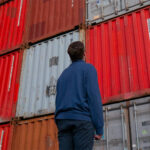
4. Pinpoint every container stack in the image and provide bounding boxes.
[0,0,150,150]
[86,0,150,149]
